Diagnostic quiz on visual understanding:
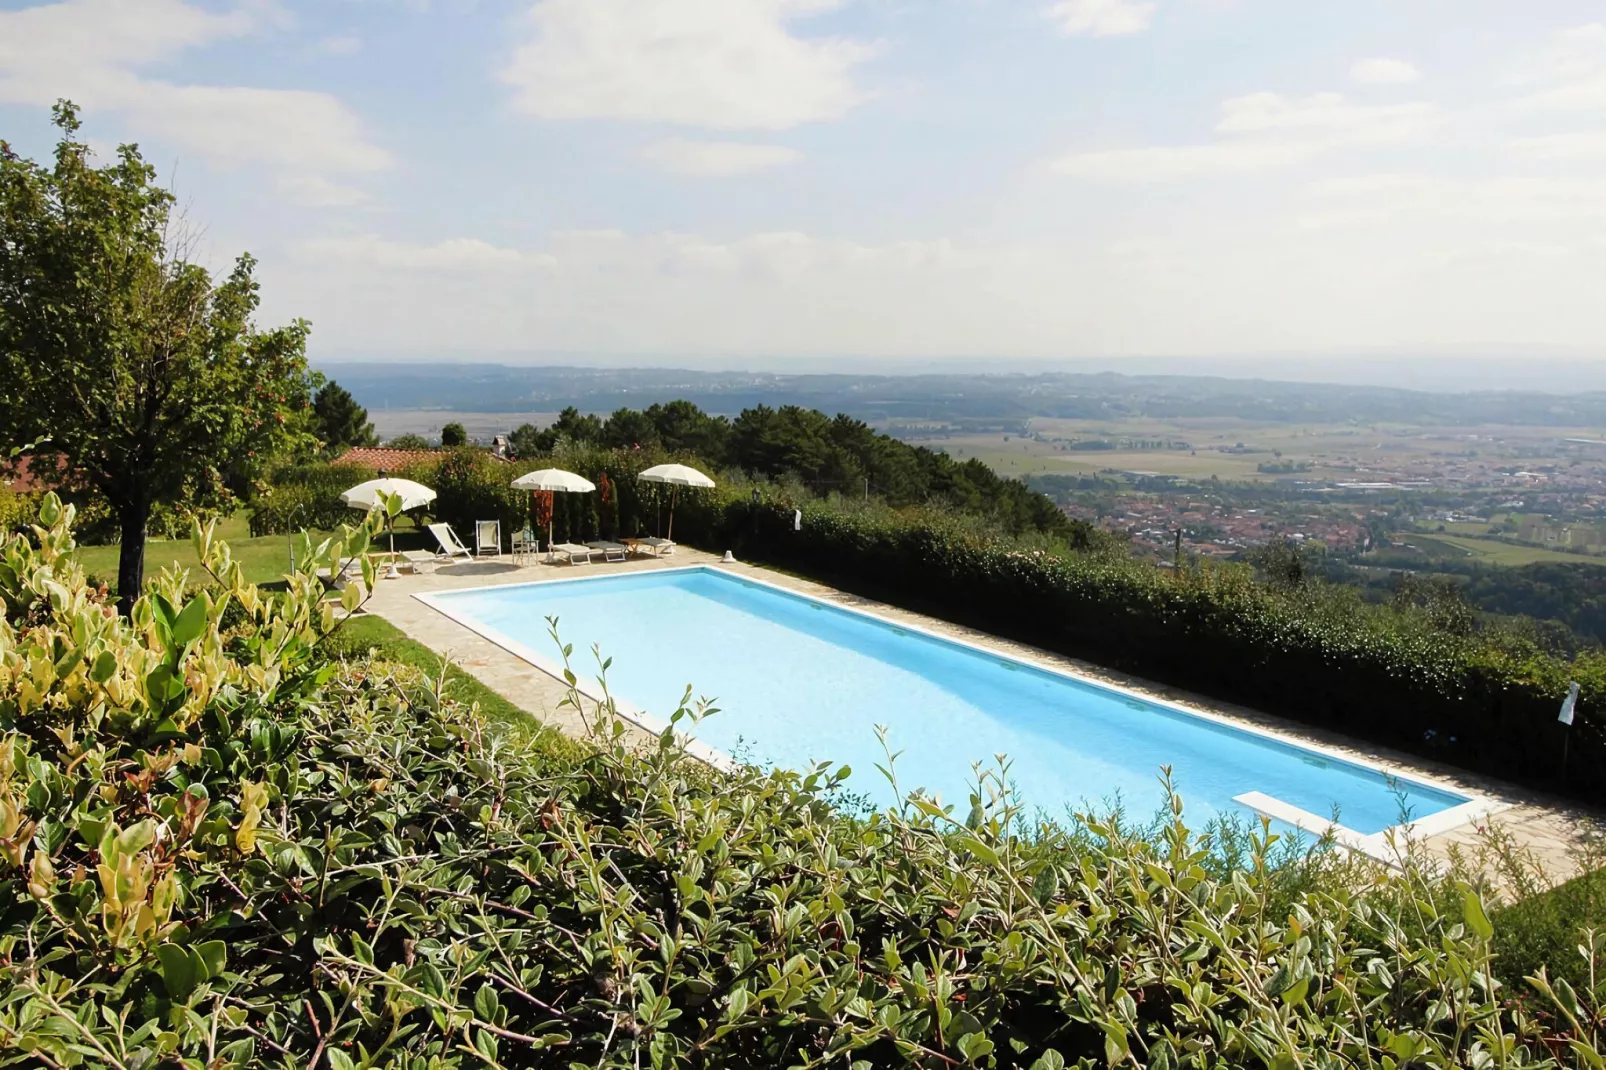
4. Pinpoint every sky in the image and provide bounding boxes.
[2,0,1605,383]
